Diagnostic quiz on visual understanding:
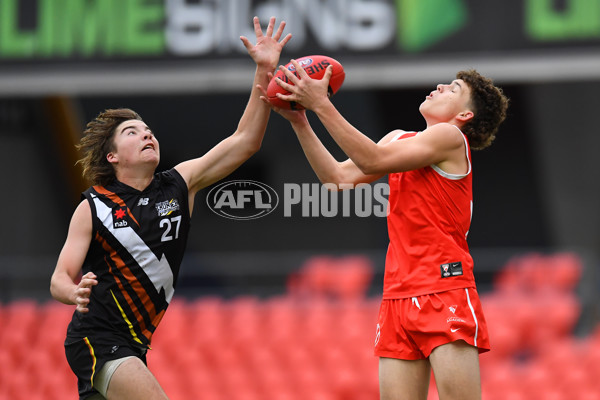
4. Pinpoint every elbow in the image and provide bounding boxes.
[315,168,342,187]
[49,275,60,300]
[49,272,70,303]
[238,144,260,163]
[352,150,382,175]
[318,172,353,190]
[234,132,262,158]
[355,160,380,176]
[246,141,262,156]
[49,281,58,301]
